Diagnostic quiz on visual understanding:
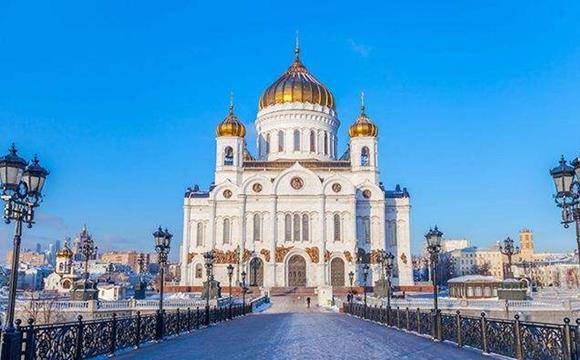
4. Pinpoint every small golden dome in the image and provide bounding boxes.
[216,103,246,137]
[258,48,335,111]
[57,242,73,258]
[349,100,378,138]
